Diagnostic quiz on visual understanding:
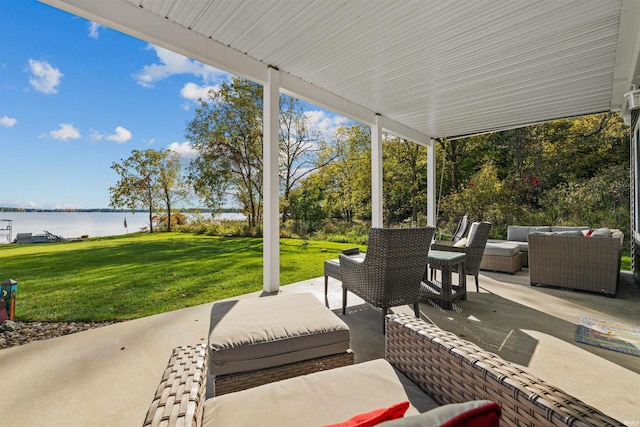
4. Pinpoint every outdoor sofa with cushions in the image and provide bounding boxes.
[528,228,624,296]
[144,314,624,427]
[487,225,592,267]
